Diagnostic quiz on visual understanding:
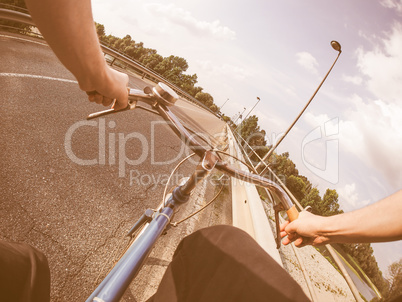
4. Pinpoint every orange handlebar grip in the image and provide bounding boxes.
[286,204,299,222]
